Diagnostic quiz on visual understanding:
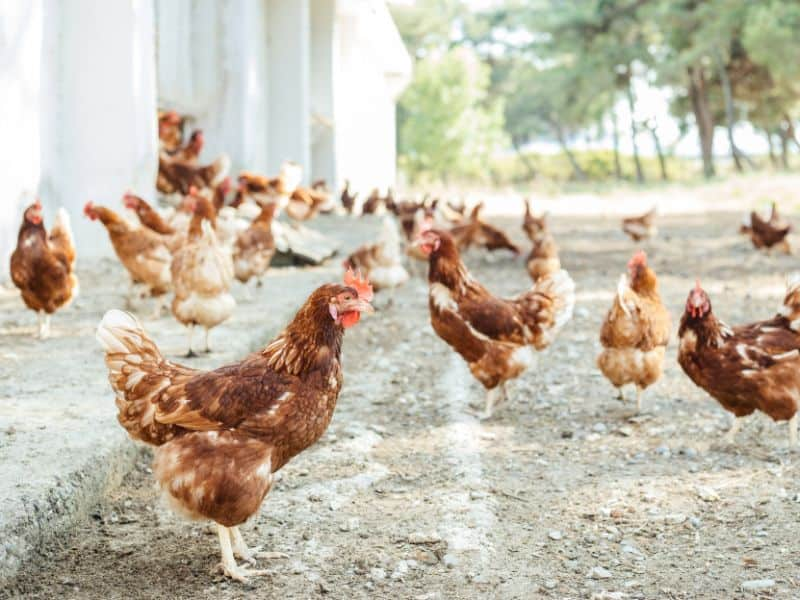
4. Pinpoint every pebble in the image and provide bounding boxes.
[548,530,563,540]
[695,486,720,501]
[741,579,775,591]
[369,567,386,581]
[544,580,557,590]
[655,446,671,457]
[592,423,608,434]
[681,447,698,458]
[414,549,439,565]
[391,561,410,580]
[442,553,458,569]
[689,516,701,528]
[407,531,441,544]
[590,566,613,580]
